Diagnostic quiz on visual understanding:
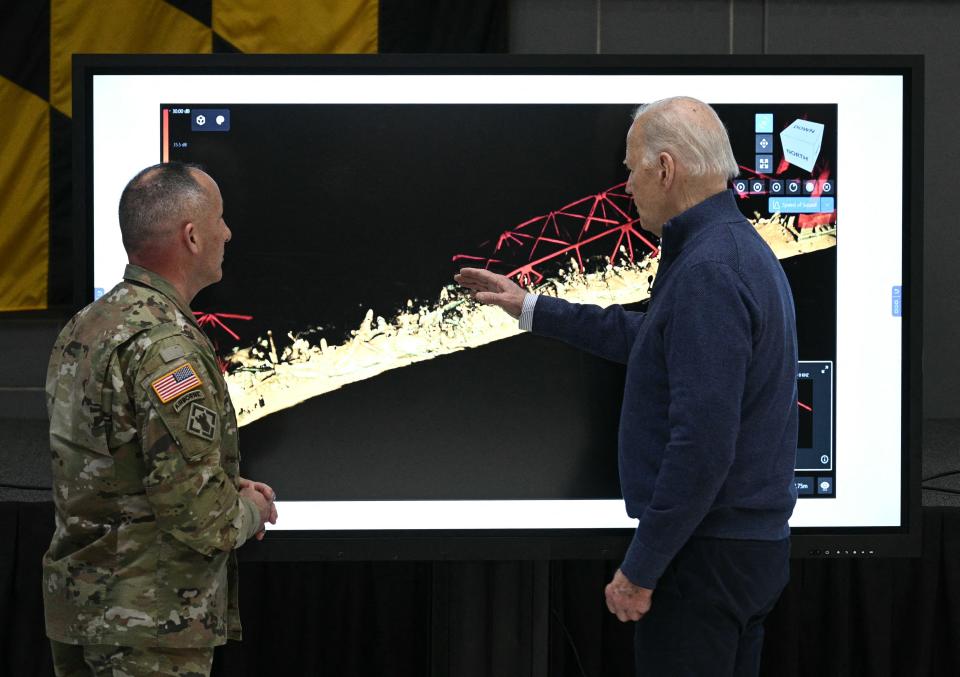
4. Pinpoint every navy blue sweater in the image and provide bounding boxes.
[533,190,799,589]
